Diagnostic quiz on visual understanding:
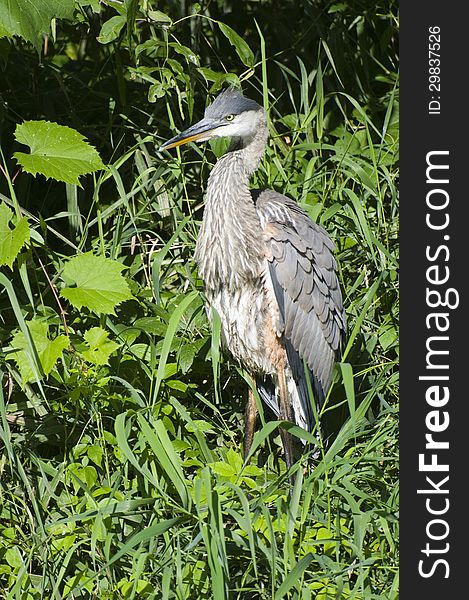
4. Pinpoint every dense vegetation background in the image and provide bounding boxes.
[0,1,399,598]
